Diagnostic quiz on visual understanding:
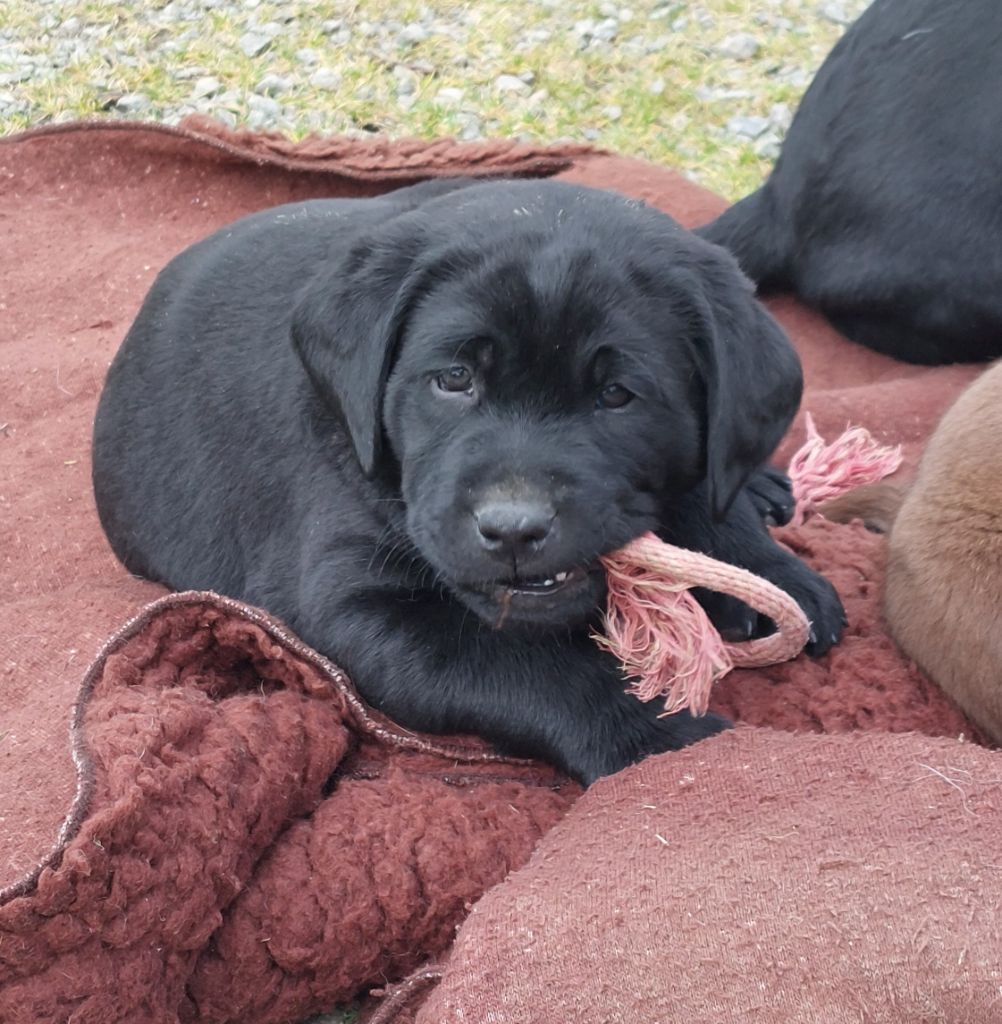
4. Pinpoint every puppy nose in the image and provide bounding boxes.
[474,500,555,556]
